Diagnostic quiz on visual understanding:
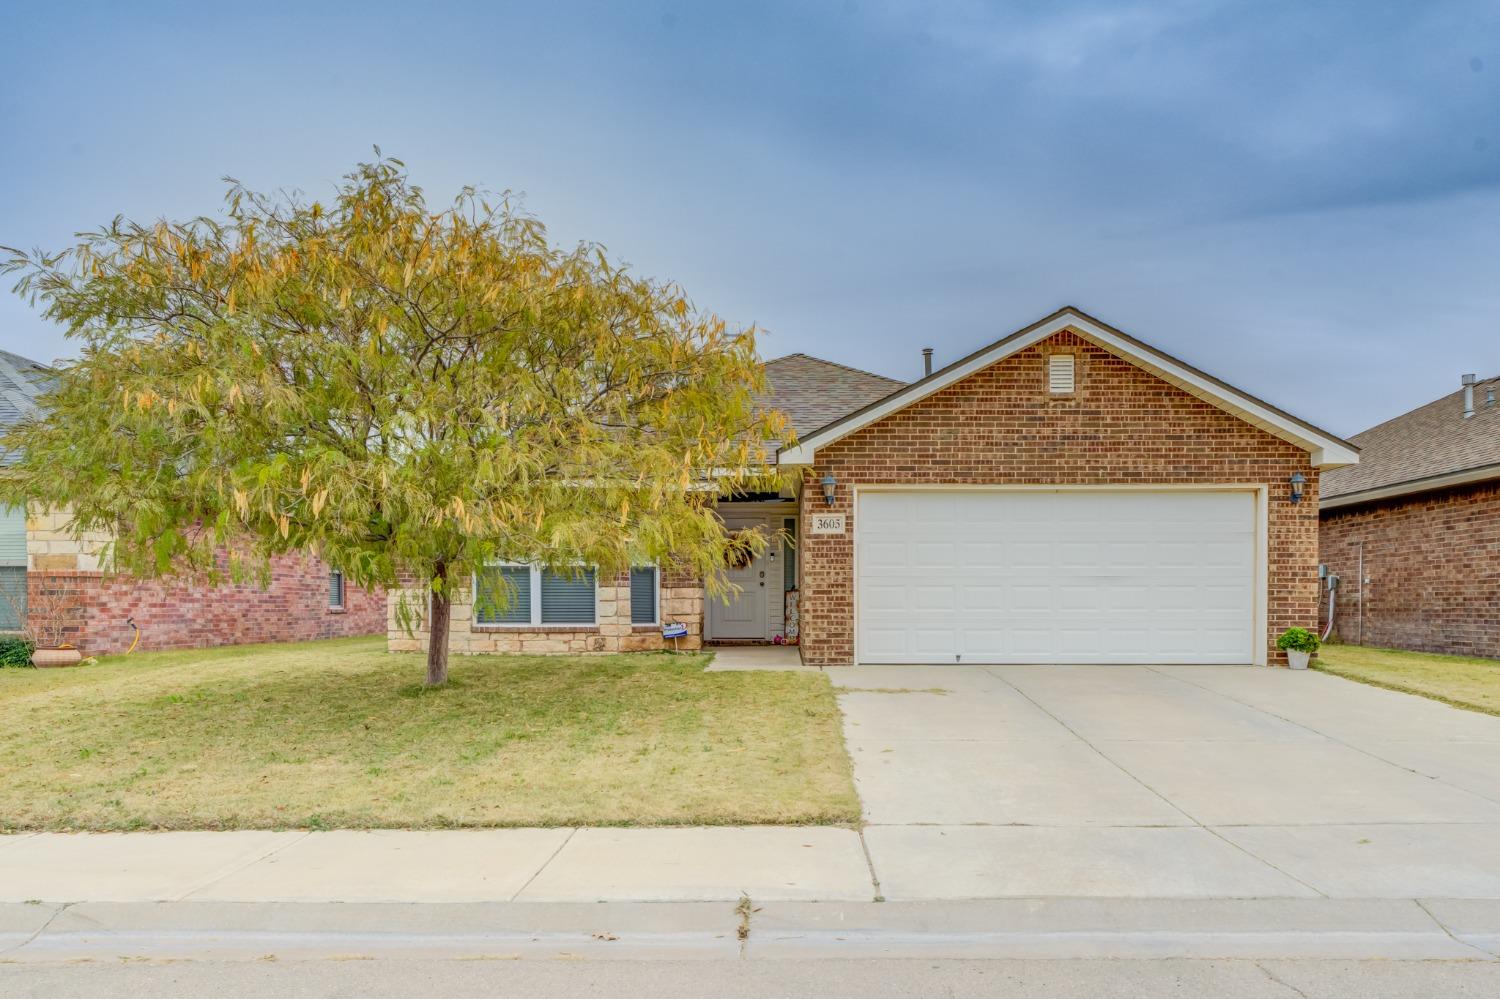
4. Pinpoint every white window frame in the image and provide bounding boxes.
[629,565,661,627]
[328,569,345,610]
[473,562,599,628]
